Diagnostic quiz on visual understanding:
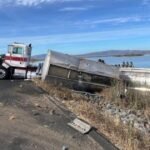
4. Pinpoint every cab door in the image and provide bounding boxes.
[12,47,24,67]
